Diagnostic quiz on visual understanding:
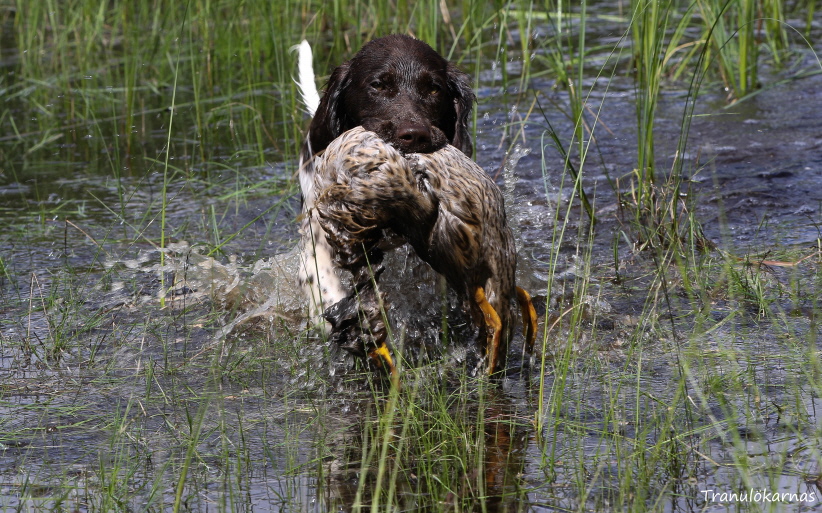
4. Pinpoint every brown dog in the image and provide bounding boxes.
[297,35,475,327]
